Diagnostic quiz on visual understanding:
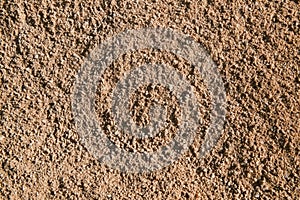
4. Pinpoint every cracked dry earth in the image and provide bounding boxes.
[0,0,299,199]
